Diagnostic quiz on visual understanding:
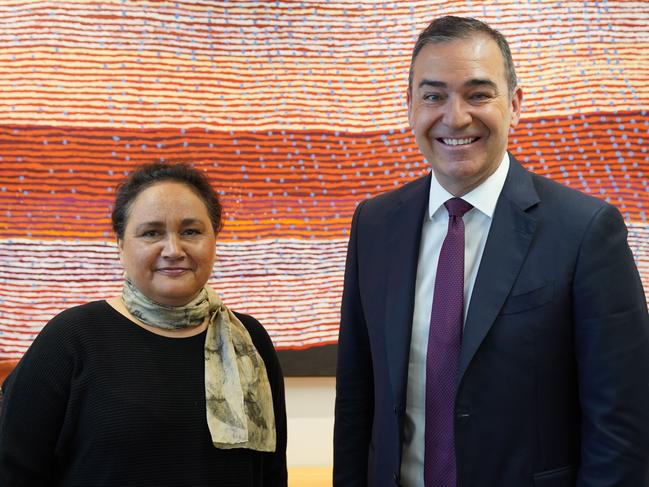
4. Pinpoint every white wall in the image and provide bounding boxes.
[285,376,336,466]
